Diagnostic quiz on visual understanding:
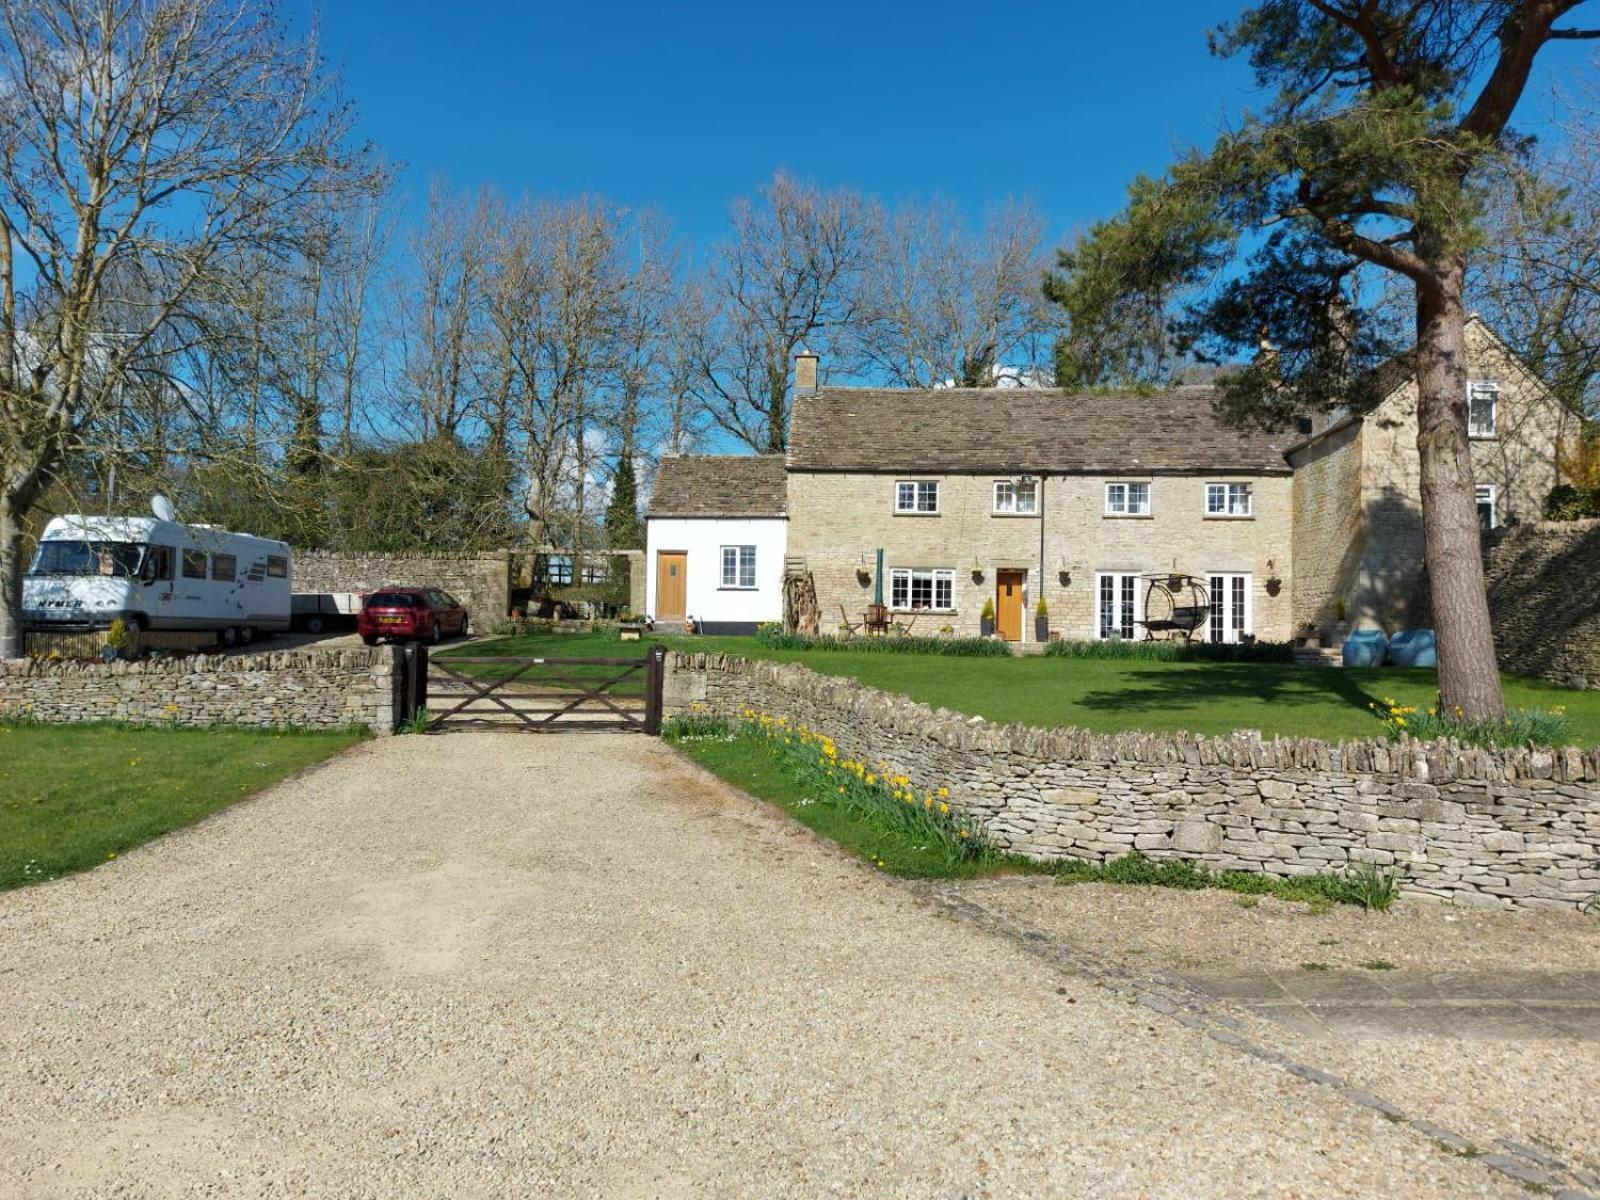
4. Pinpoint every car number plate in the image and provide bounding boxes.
[378,615,402,624]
